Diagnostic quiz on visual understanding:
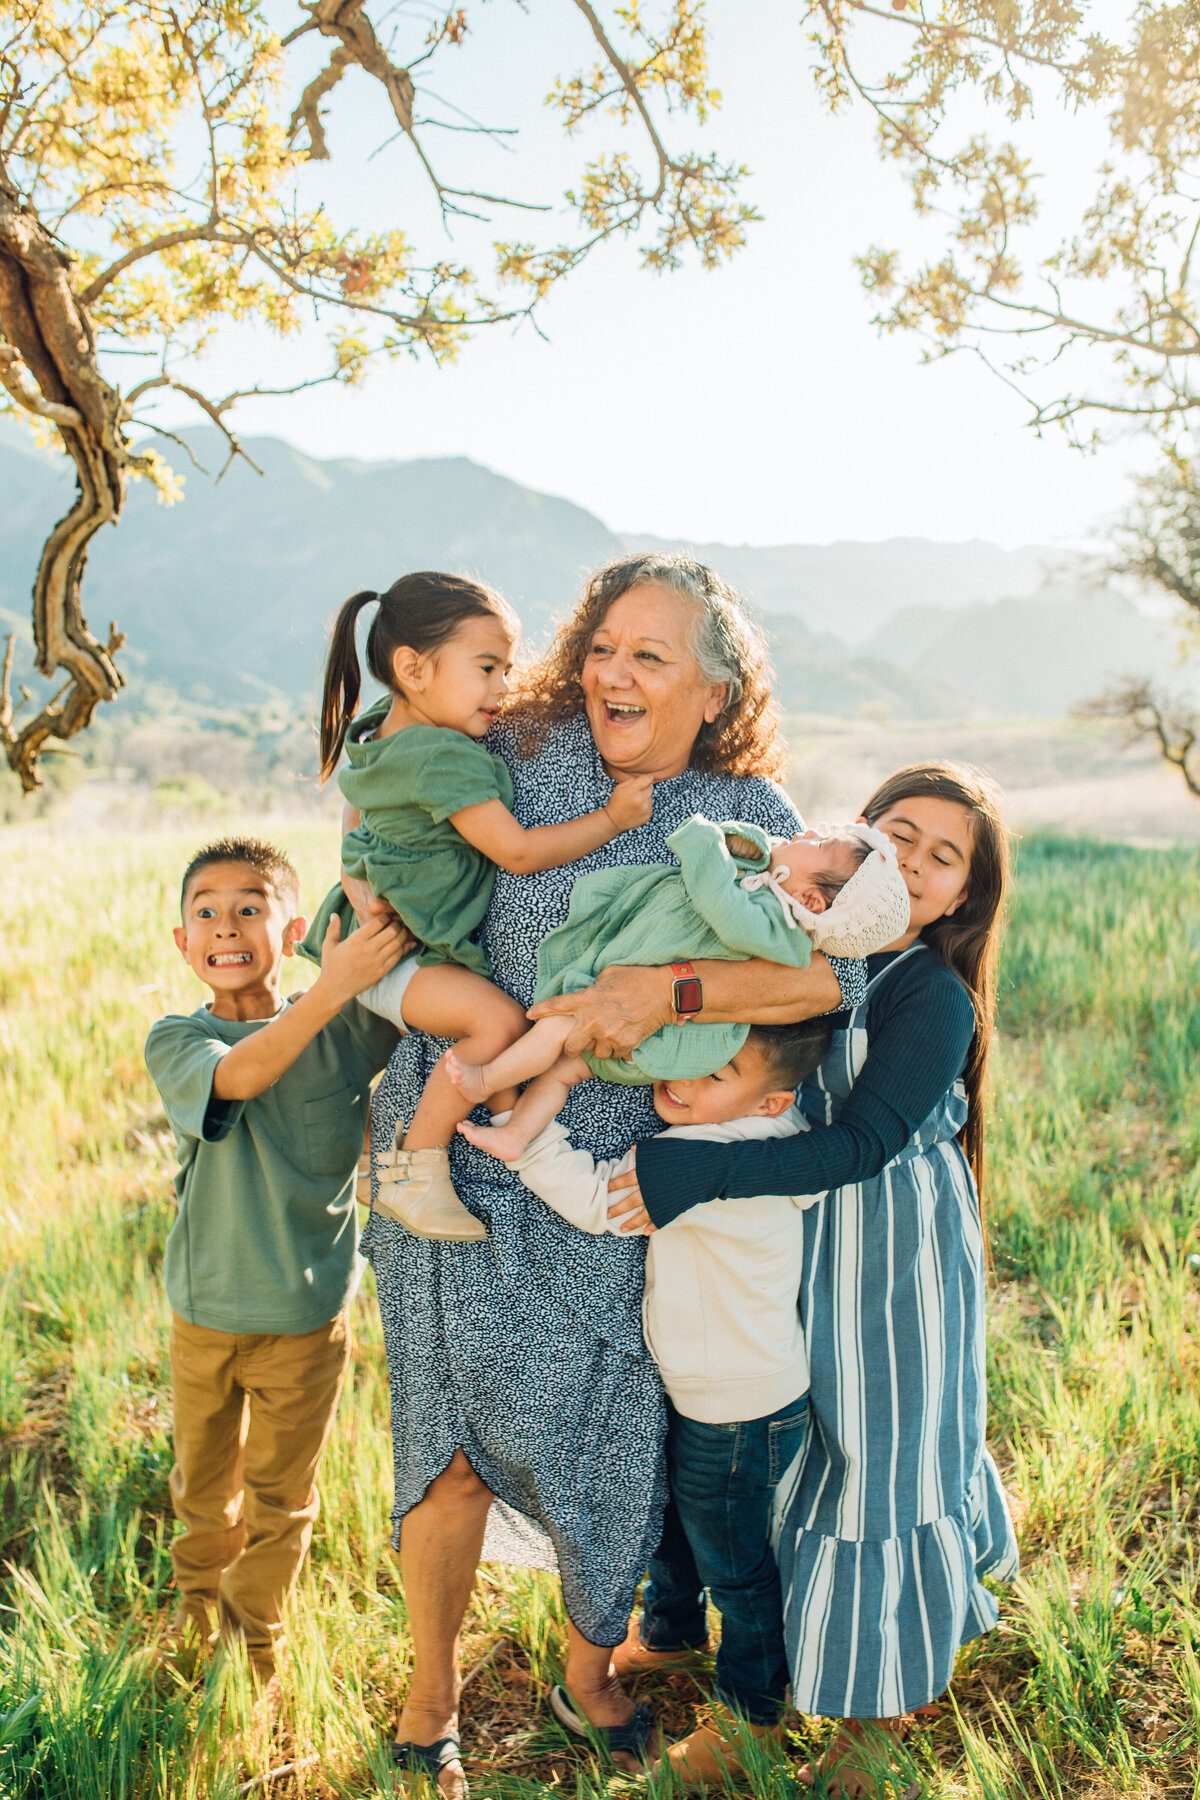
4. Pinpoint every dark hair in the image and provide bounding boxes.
[510,553,784,780]
[862,761,1011,1204]
[746,1018,835,1092]
[812,837,871,907]
[318,571,519,779]
[180,837,299,915]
